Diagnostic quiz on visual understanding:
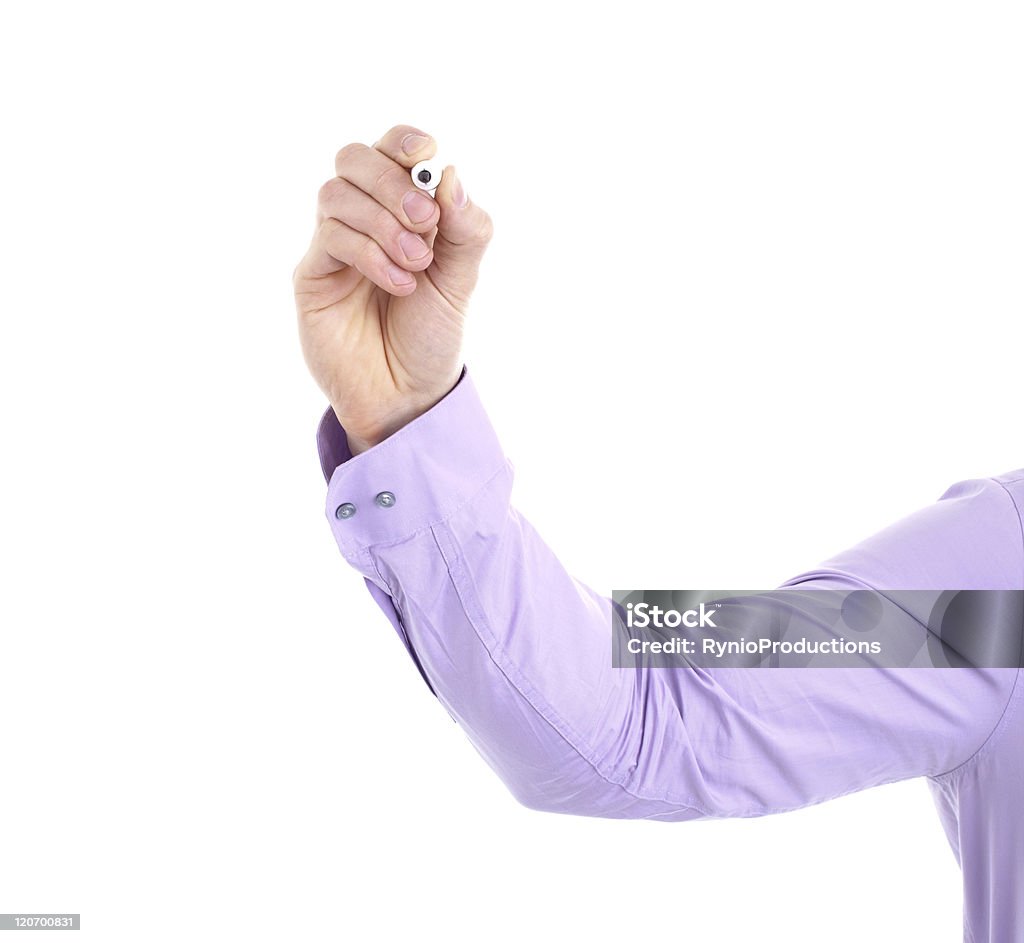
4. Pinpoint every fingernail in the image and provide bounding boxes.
[401,132,430,155]
[451,170,469,208]
[388,265,415,286]
[403,190,436,223]
[399,230,429,260]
